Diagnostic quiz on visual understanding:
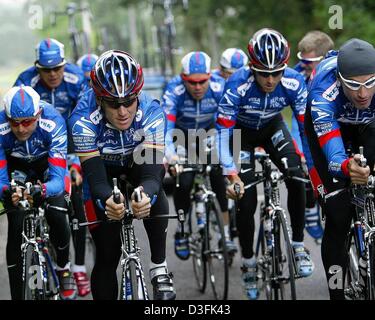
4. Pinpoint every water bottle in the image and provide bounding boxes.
[264,215,272,250]
[195,193,206,229]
